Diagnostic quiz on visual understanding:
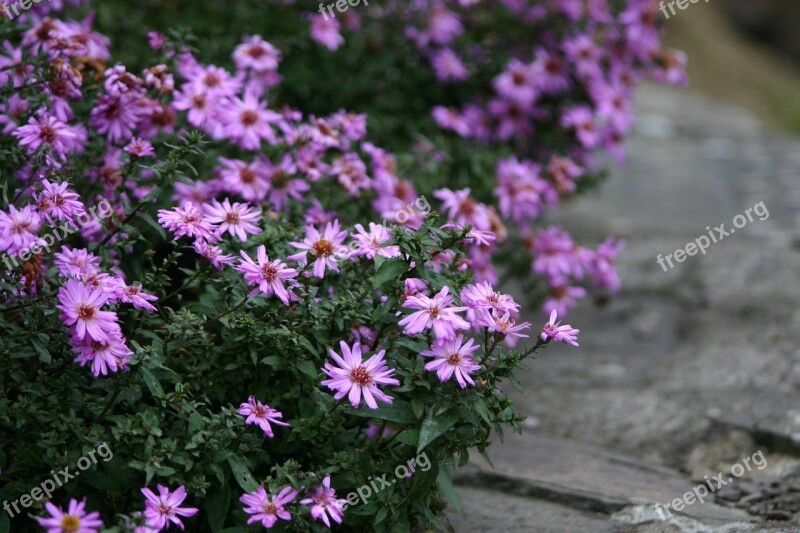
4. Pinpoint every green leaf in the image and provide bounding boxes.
[411,398,425,419]
[437,466,464,514]
[0,509,9,533]
[206,481,231,531]
[296,359,319,379]
[372,258,409,289]
[31,338,51,364]
[227,456,259,493]
[140,368,165,398]
[417,410,459,453]
[139,212,167,239]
